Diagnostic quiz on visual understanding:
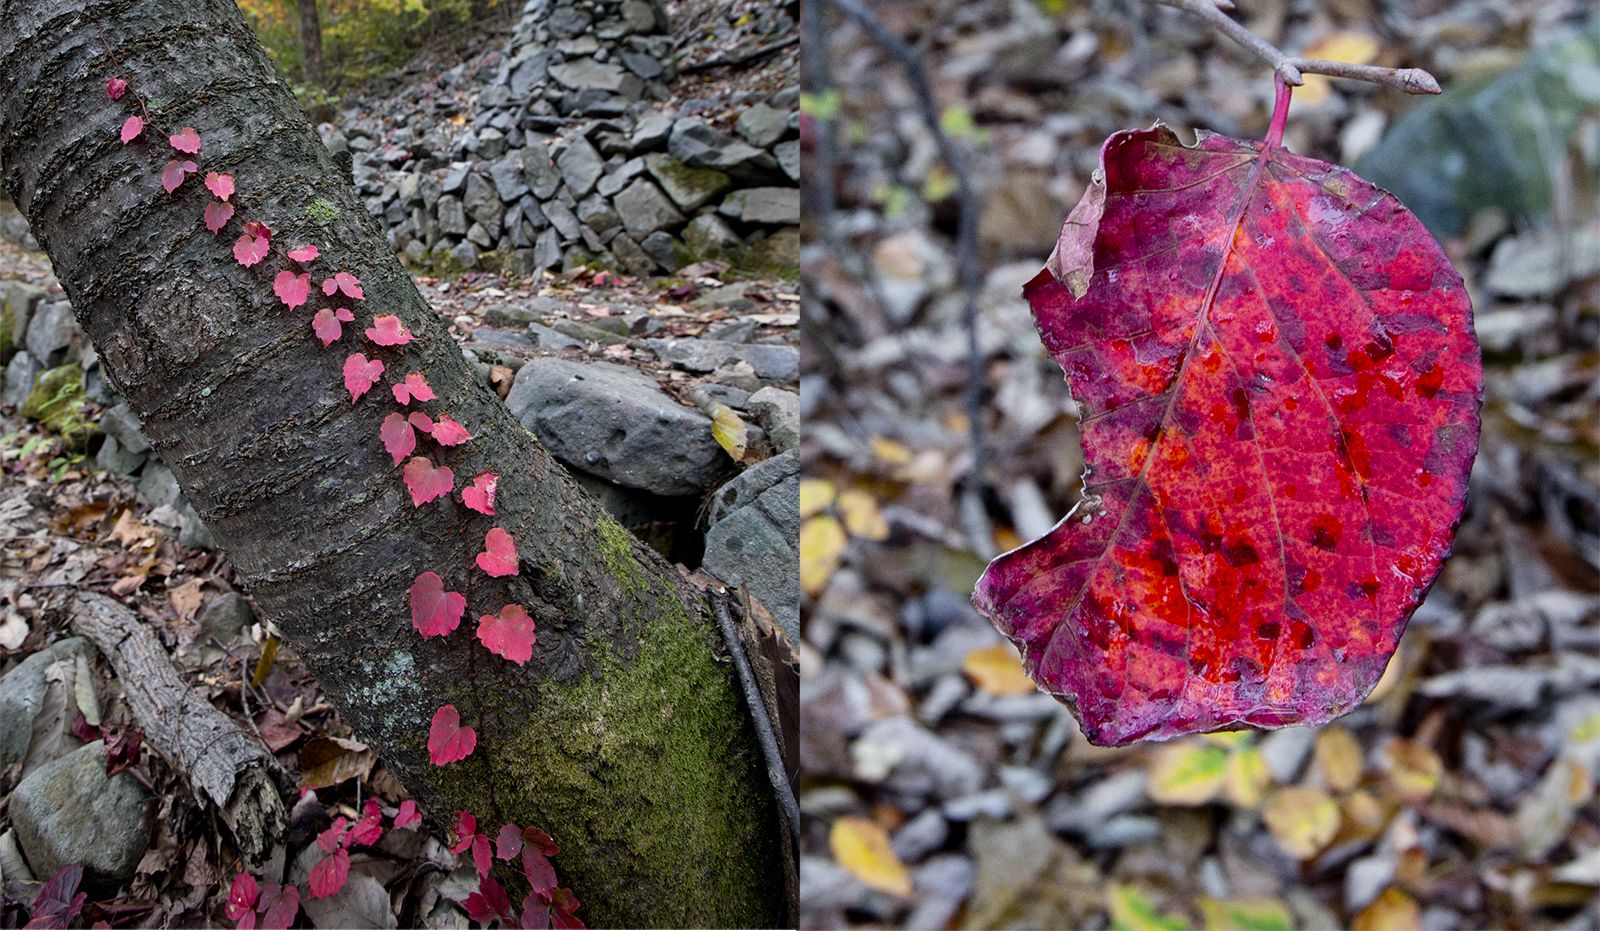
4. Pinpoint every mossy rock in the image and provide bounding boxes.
[21,363,98,451]
[732,227,799,280]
